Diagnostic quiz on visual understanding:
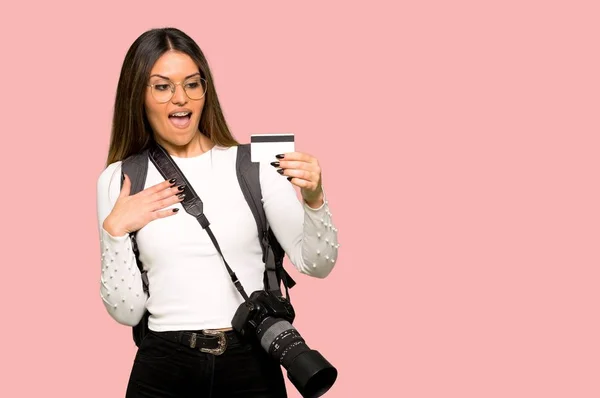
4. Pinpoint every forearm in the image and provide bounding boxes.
[98,228,148,326]
[296,197,339,278]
